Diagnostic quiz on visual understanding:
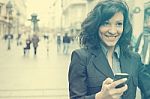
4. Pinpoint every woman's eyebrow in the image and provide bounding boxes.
[116,20,123,22]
